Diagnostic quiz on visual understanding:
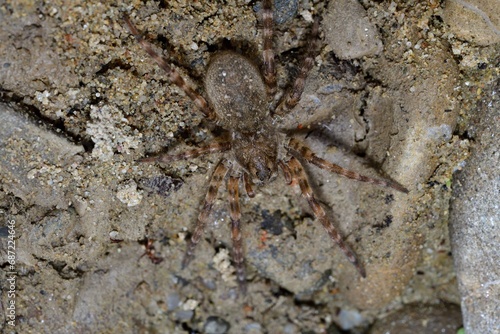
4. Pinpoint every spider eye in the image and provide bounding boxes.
[252,158,271,182]
[255,168,269,181]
